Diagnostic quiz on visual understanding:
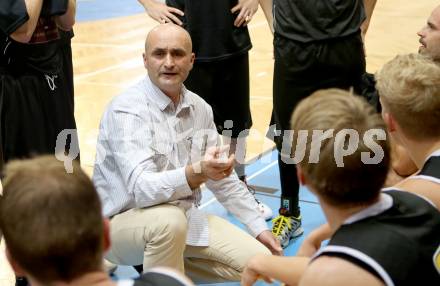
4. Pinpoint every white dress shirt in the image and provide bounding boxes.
[92,76,268,246]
